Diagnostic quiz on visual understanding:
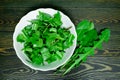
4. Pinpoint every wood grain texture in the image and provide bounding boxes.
[0,8,120,31]
[0,0,120,8]
[0,56,120,80]
[0,29,120,50]
[0,0,120,80]
[0,47,120,57]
